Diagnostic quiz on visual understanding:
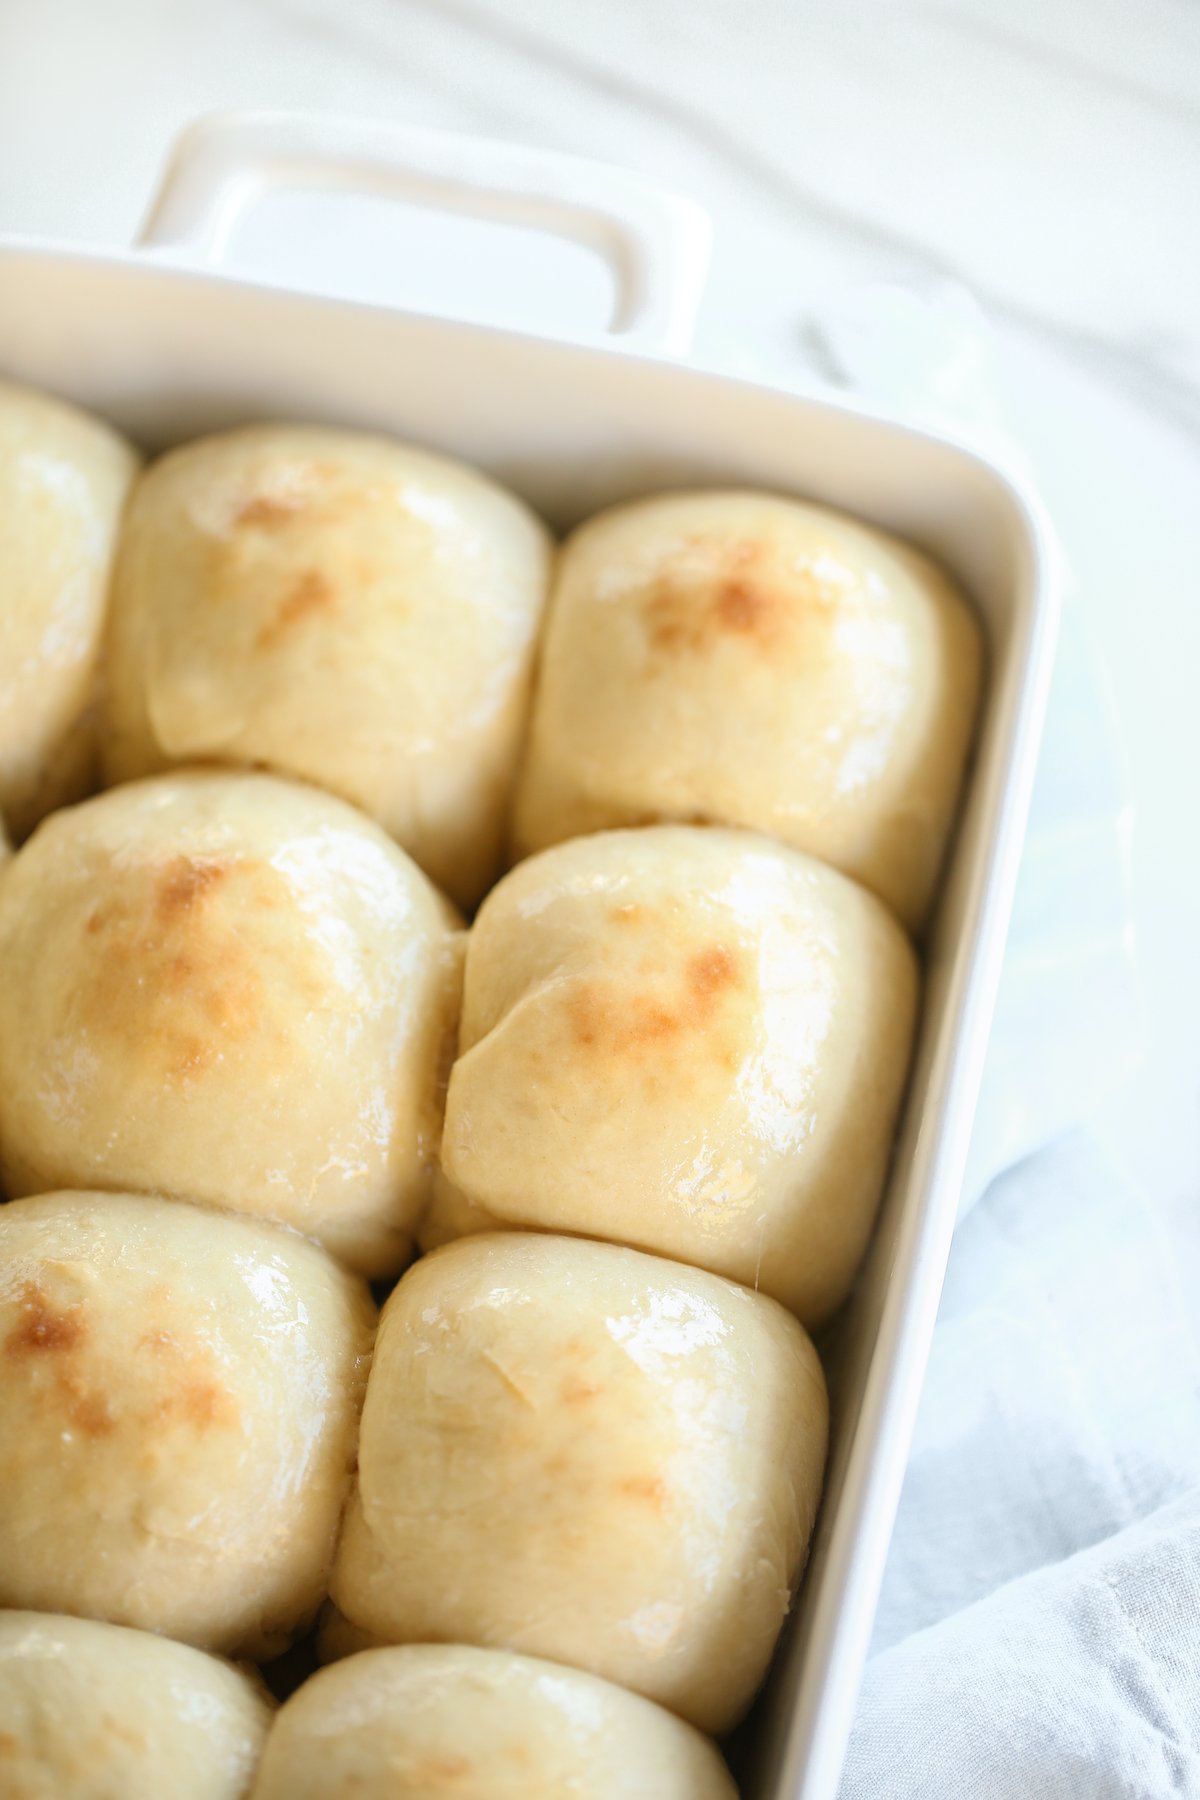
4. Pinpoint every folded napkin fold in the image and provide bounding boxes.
[844,1492,1200,1799]
[841,1133,1200,1797]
